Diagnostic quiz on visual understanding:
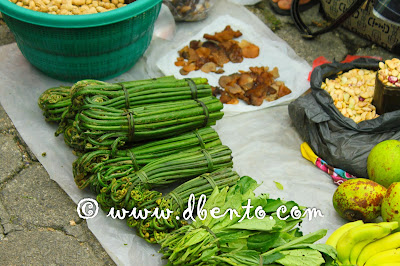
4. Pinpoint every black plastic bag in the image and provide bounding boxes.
[289,58,400,178]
